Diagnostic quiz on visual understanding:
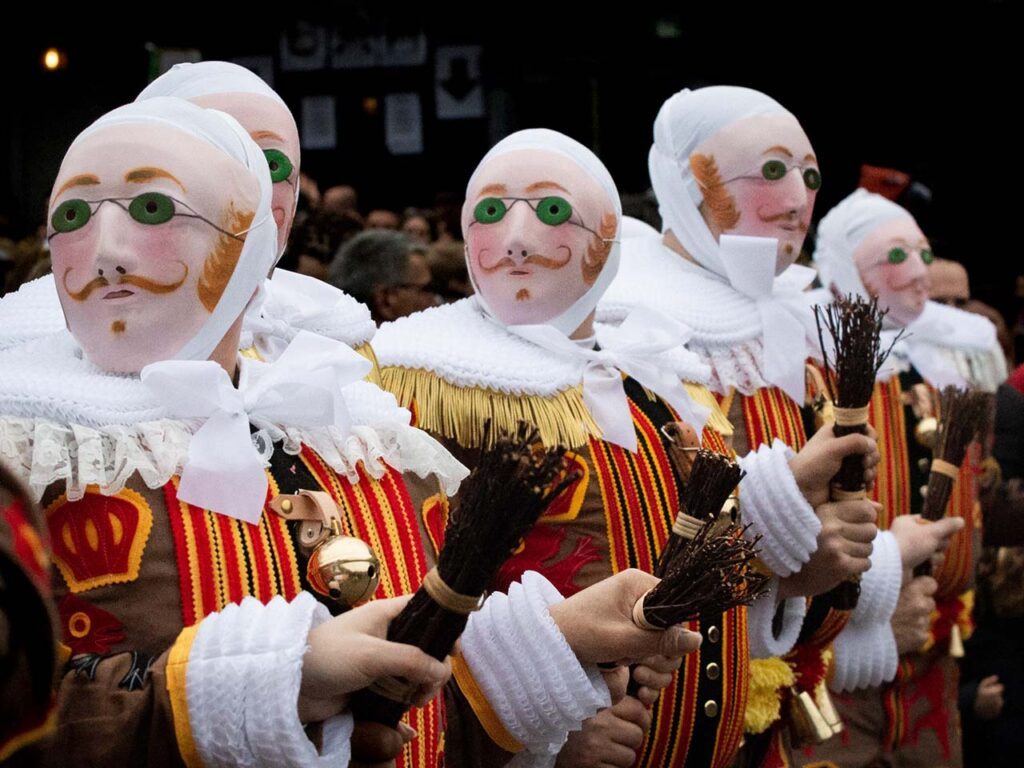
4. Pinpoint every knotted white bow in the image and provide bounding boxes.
[718,235,818,402]
[508,306,710,452]
[141,331,371,523]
